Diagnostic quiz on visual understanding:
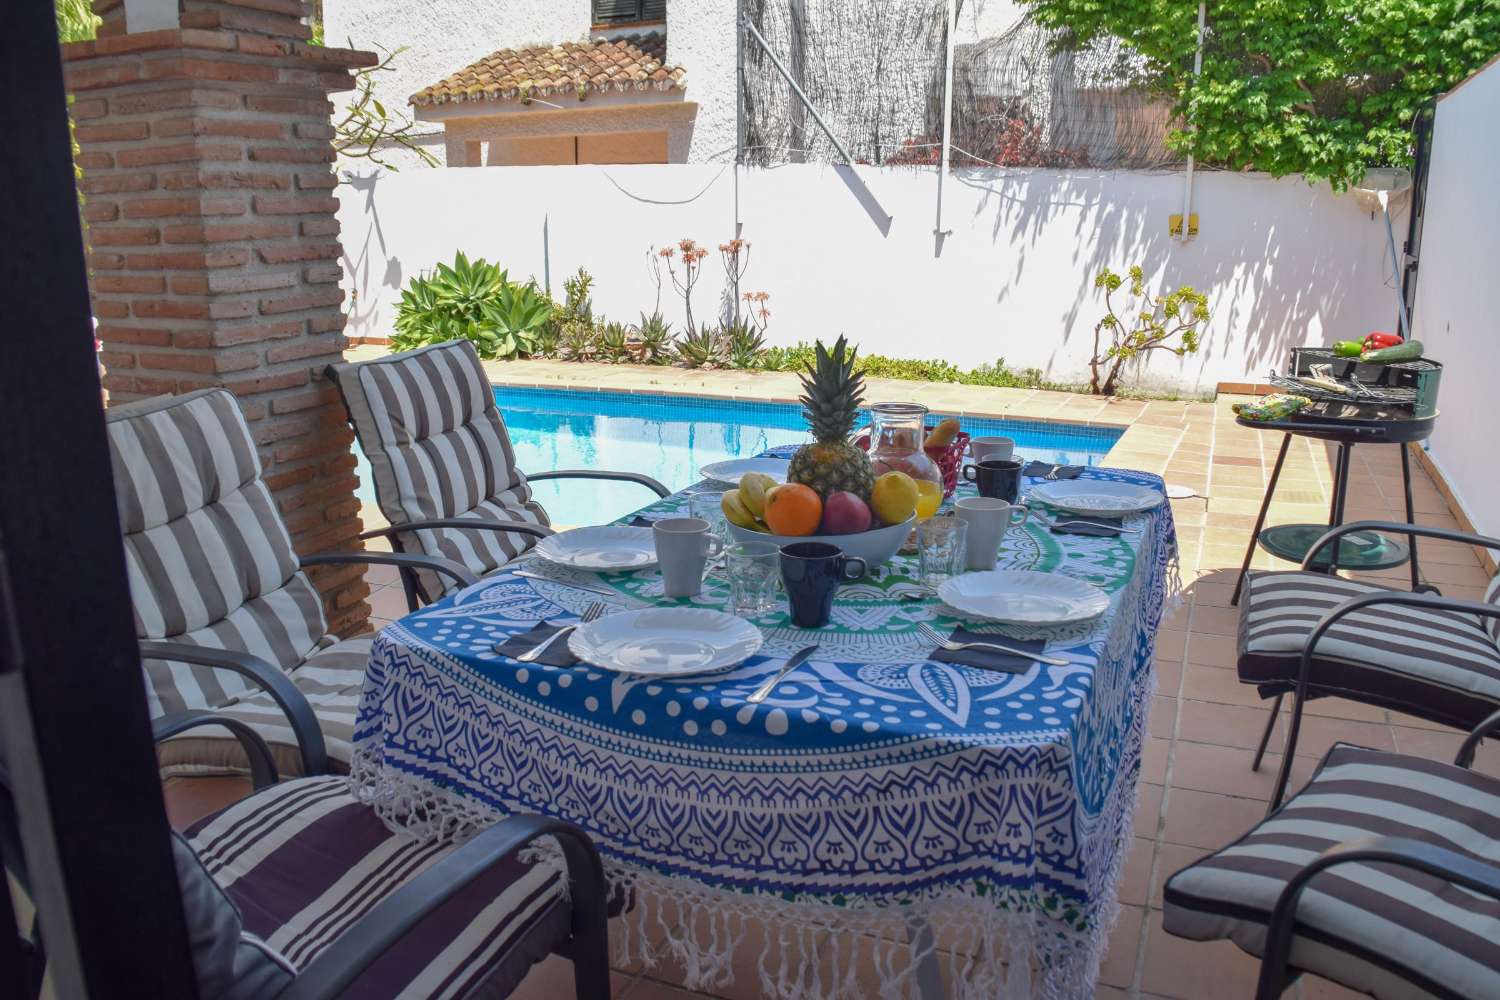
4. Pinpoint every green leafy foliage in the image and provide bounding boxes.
[1020,0,1500,189]
[725,320,768,369]
[335,44,438,170]
[675,326,729,368]
[560,322,597,362]
[762,345,1044,388]
[392,251,551,360]
[1089,265,1209,396]
[635,311,674,365]
[598,321,632,363]
[55,0,99,43]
